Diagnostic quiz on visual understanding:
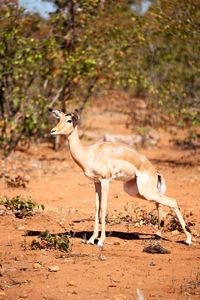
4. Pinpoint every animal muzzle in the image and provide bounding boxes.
[50,129,57,135]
